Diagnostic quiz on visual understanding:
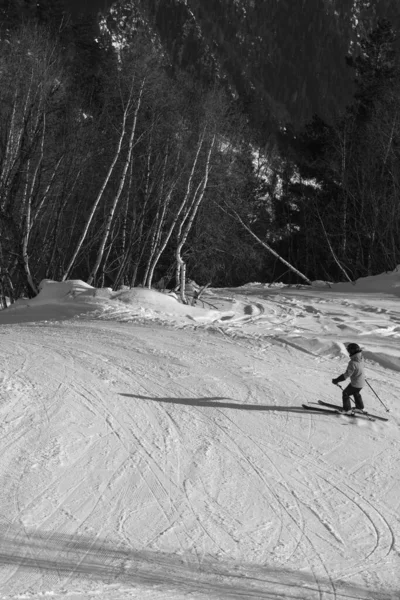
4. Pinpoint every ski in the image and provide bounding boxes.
[317,400,388,422]
[302,404,375,421]
[302,404,338,415]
